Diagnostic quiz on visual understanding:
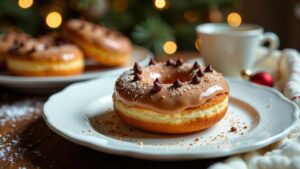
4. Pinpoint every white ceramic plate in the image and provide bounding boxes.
[43,77,299,160]
[0,46,152,92]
